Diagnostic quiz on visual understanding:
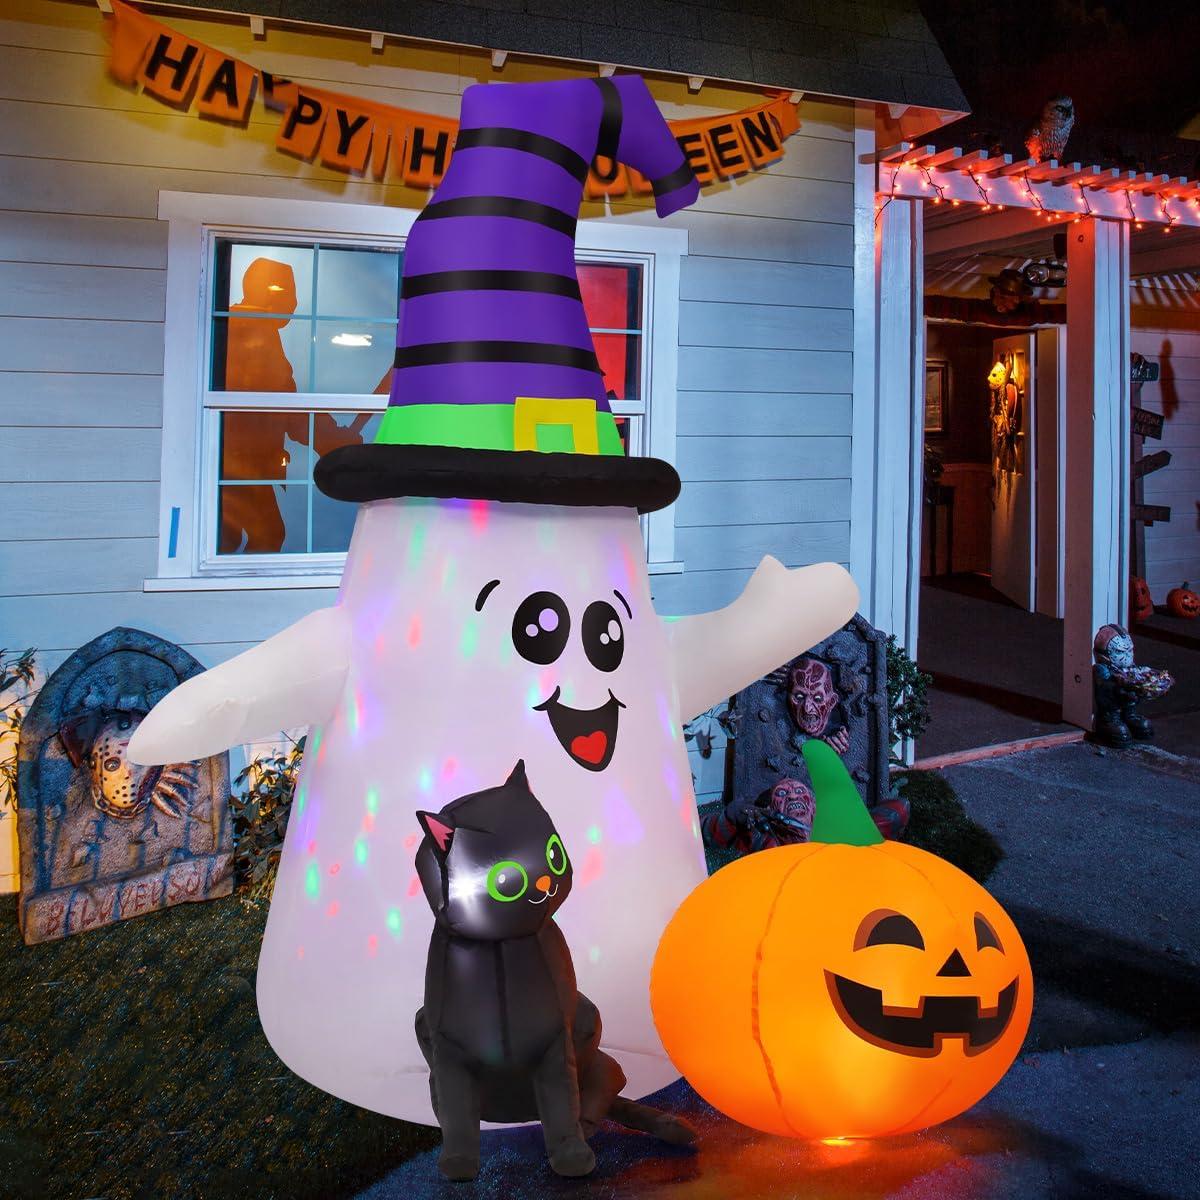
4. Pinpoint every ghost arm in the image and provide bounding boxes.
[126,605,352,765]
[664,558,860,724]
